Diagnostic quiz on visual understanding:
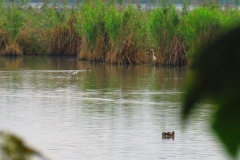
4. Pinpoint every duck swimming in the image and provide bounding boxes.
[162,131,175,139]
